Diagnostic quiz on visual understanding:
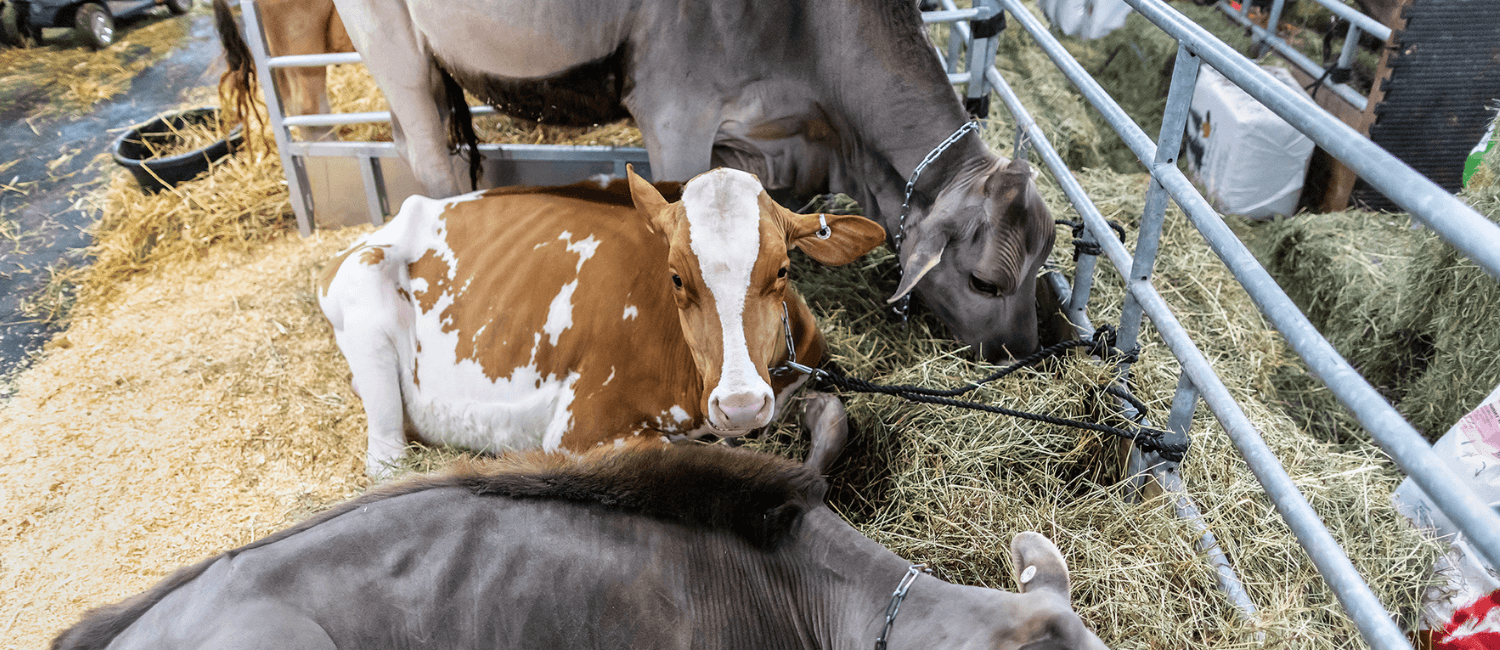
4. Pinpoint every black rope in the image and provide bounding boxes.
[1055,219,1127,261]
[809,325,1185,462]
